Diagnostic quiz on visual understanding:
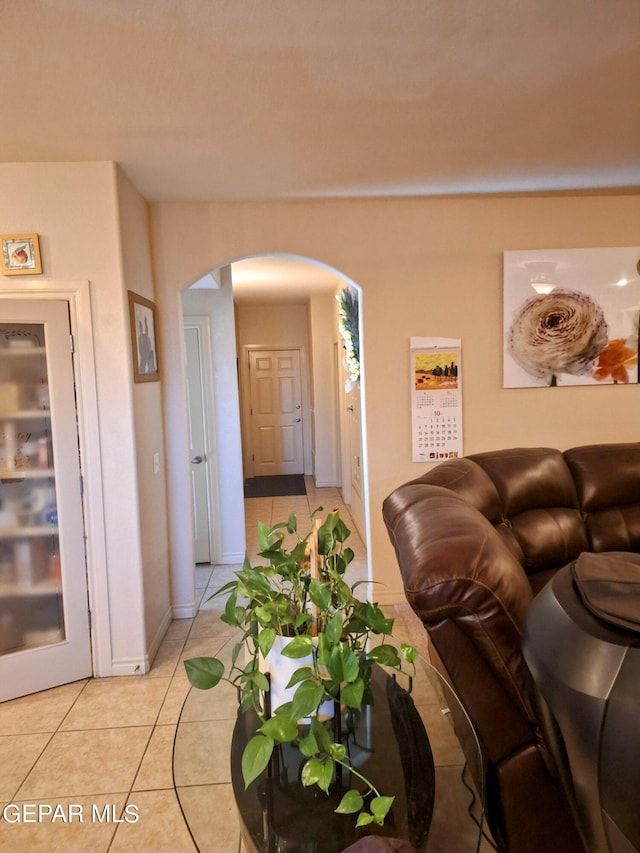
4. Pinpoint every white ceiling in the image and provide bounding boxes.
[3,0,639,299]
[3,0,639,204]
